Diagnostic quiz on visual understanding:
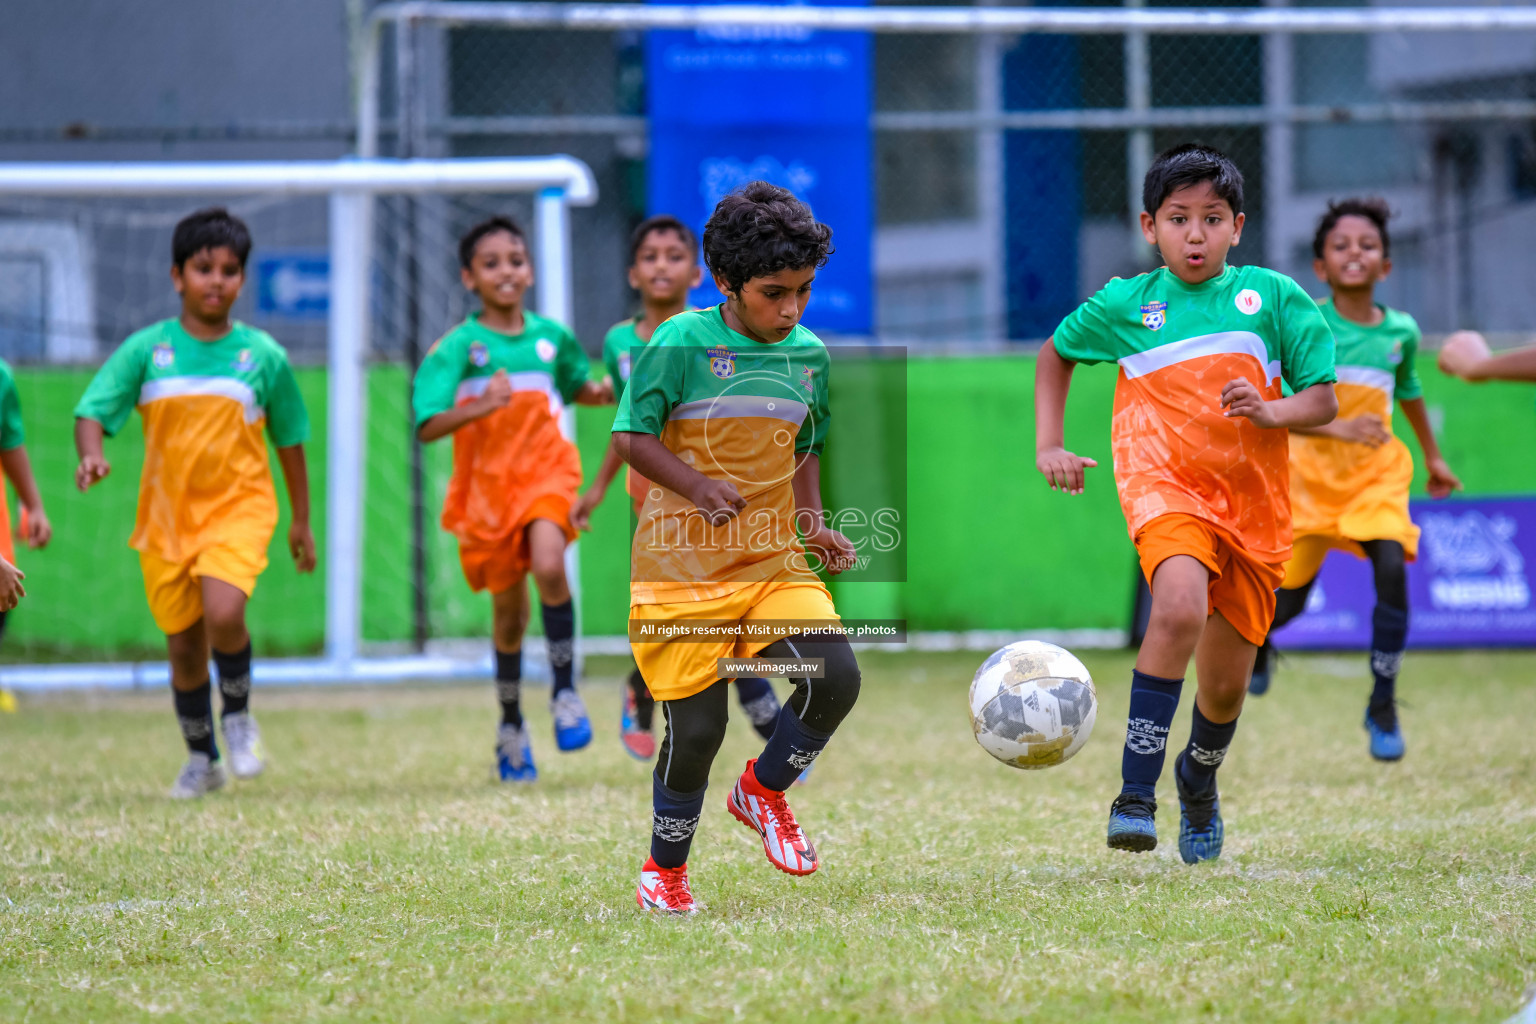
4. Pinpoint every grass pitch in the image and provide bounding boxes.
[3,649,1534,1023]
